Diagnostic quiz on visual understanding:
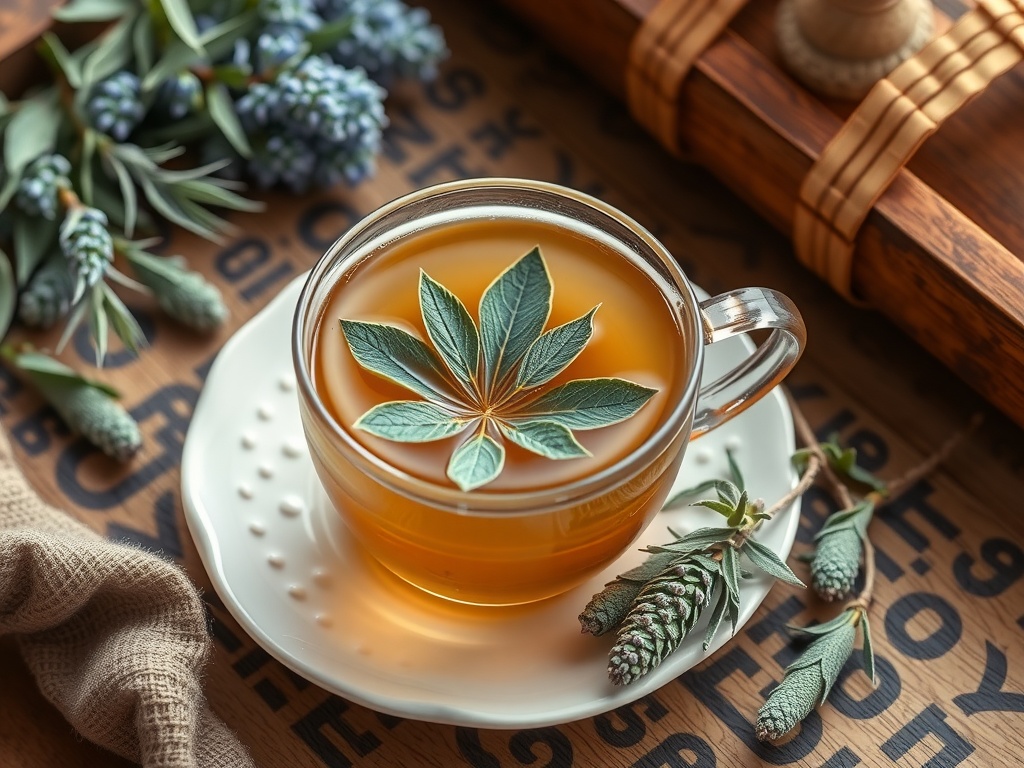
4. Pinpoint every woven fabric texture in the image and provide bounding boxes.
[0,426,253,768]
